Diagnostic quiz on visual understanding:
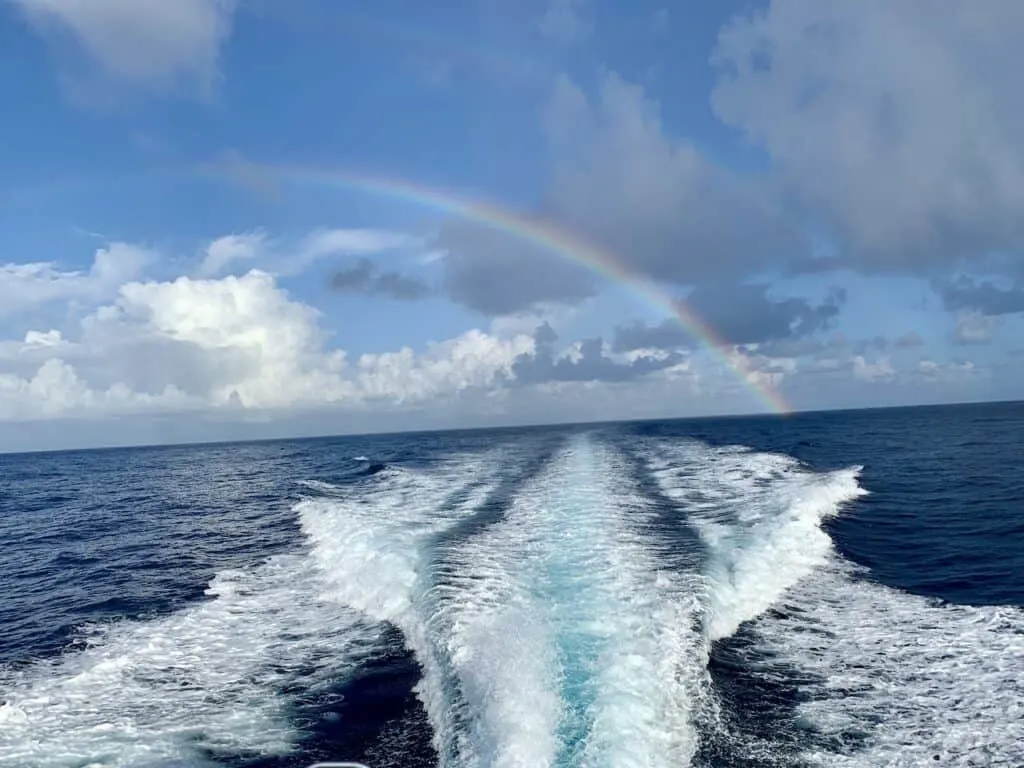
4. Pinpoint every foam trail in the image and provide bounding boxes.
[436,435,705,768]
[0,555,380,768]
[433,491,564,768]
[646,442,865,641]
[298,450,509,767]
[646,439,1024,764]
[748,562,1024,766]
